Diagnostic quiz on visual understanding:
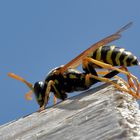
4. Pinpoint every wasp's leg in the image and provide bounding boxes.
[97,71,130,84]
[82,57,121,80]
[98,70,134,84]
[83,57,123,84]
[114,75,131,89]
[83,57,123,77]
[120,66,140,96]
[97,71,109,75]
[40,80,67,111]
[106,65,139,94]
[114,75,140,98]
[82,58,98,75]
[106,71,140,98]
[83,57,140,96]
[39,80,56,111]
[83,57,129,75]
[87,73,137,98]
[85,69,120,86]
[83,57,139,98]
[84,57,139,84]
